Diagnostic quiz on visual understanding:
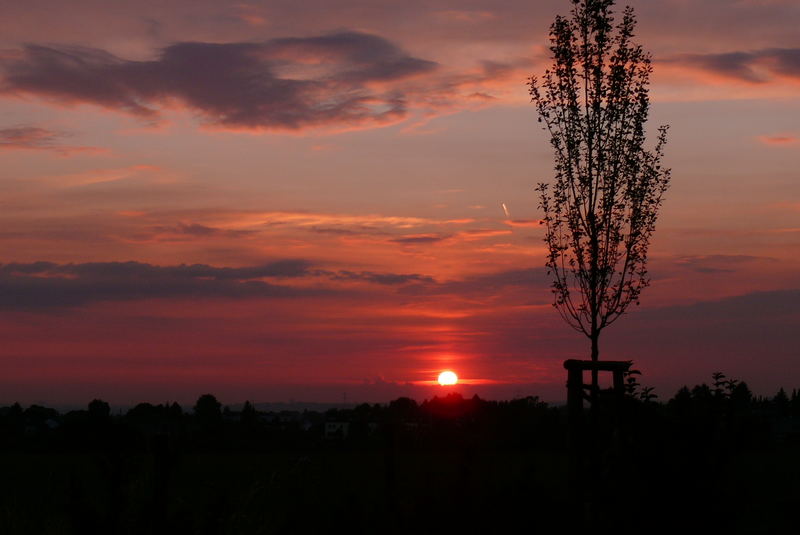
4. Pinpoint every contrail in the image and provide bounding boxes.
[501,203,510,219]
